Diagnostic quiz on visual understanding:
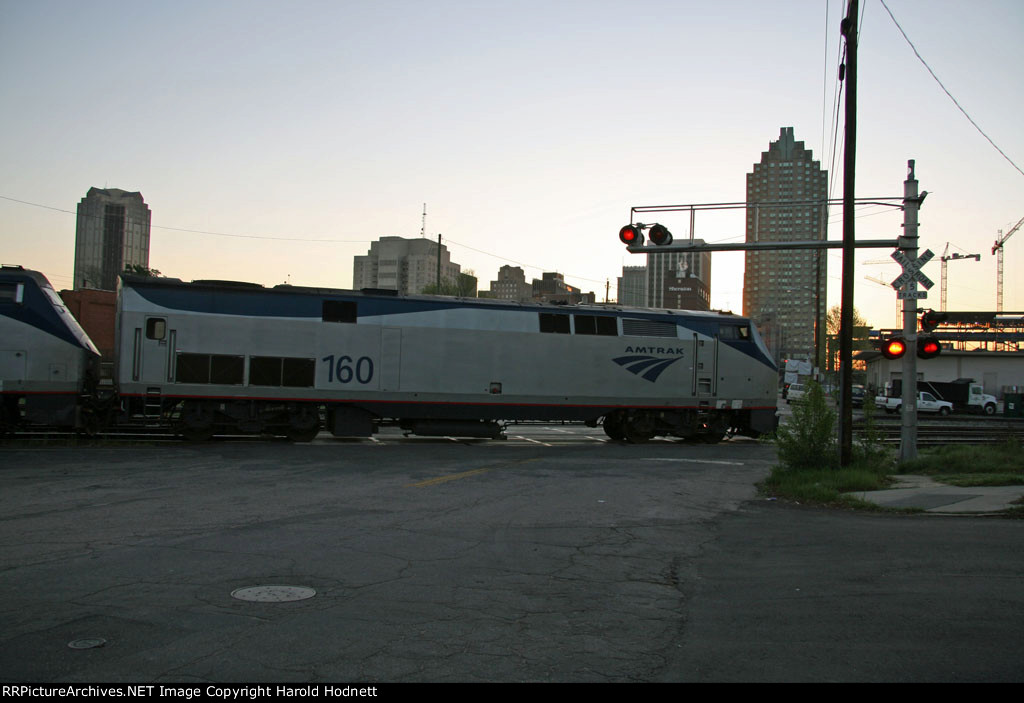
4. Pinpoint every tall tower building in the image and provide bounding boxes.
[742,128,828,365]
[353,236,461,295]
[647,247,712,310]
[74,188,152,290]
